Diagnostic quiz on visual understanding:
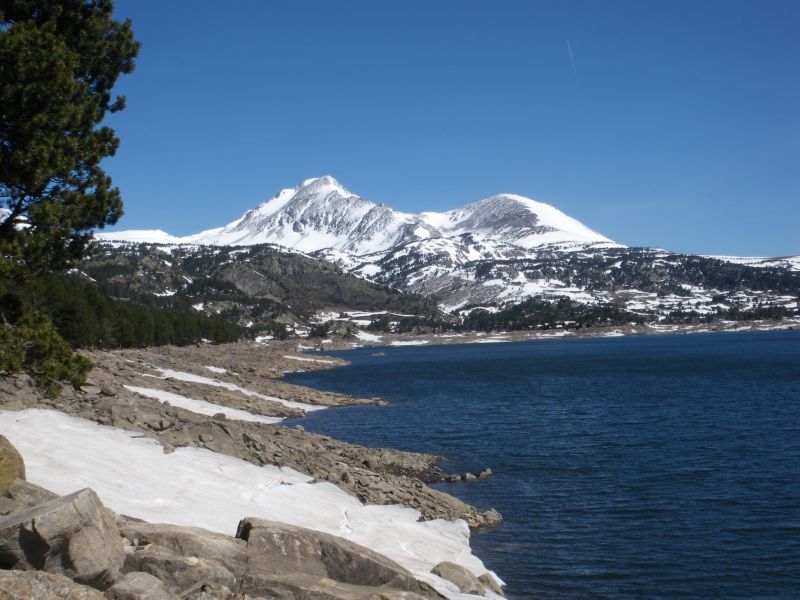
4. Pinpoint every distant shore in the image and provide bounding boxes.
[302,316,800,353]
